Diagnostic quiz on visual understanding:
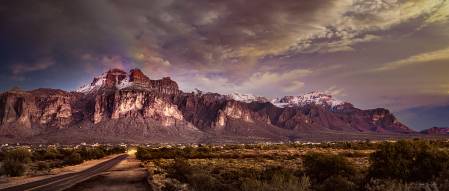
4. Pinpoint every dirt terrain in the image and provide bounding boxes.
[63,155,151,191]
